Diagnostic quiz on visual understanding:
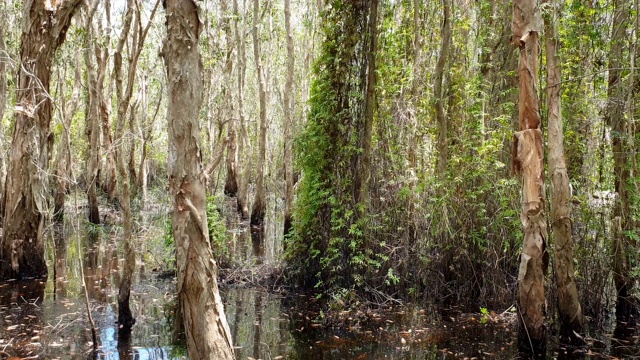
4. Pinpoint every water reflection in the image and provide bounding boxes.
[0,205,636,359]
